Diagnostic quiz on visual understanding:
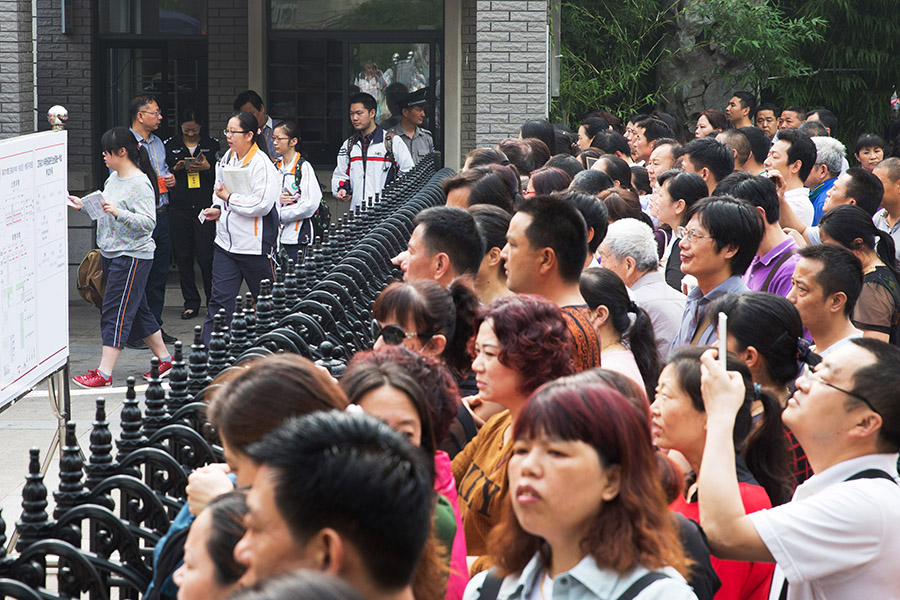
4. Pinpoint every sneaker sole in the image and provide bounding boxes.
[143,370,171,382]
[72,378,112,389]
